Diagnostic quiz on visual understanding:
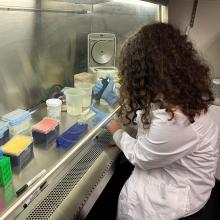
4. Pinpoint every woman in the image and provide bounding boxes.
[91,23,219,220]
